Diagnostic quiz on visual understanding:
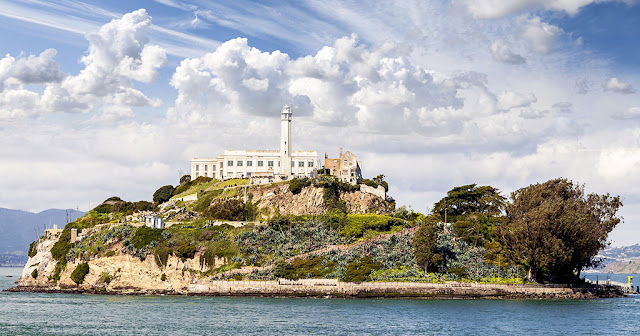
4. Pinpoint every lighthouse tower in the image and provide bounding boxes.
[280,105,292,176]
